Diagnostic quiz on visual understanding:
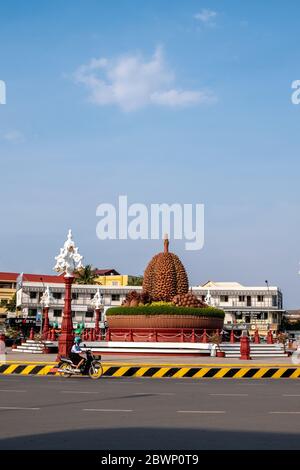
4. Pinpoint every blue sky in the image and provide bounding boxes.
[1,1,300,307]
